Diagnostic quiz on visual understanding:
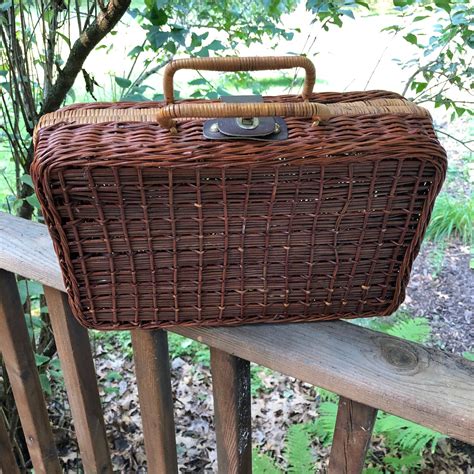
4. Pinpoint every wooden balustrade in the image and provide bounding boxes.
[0,211,473,473]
